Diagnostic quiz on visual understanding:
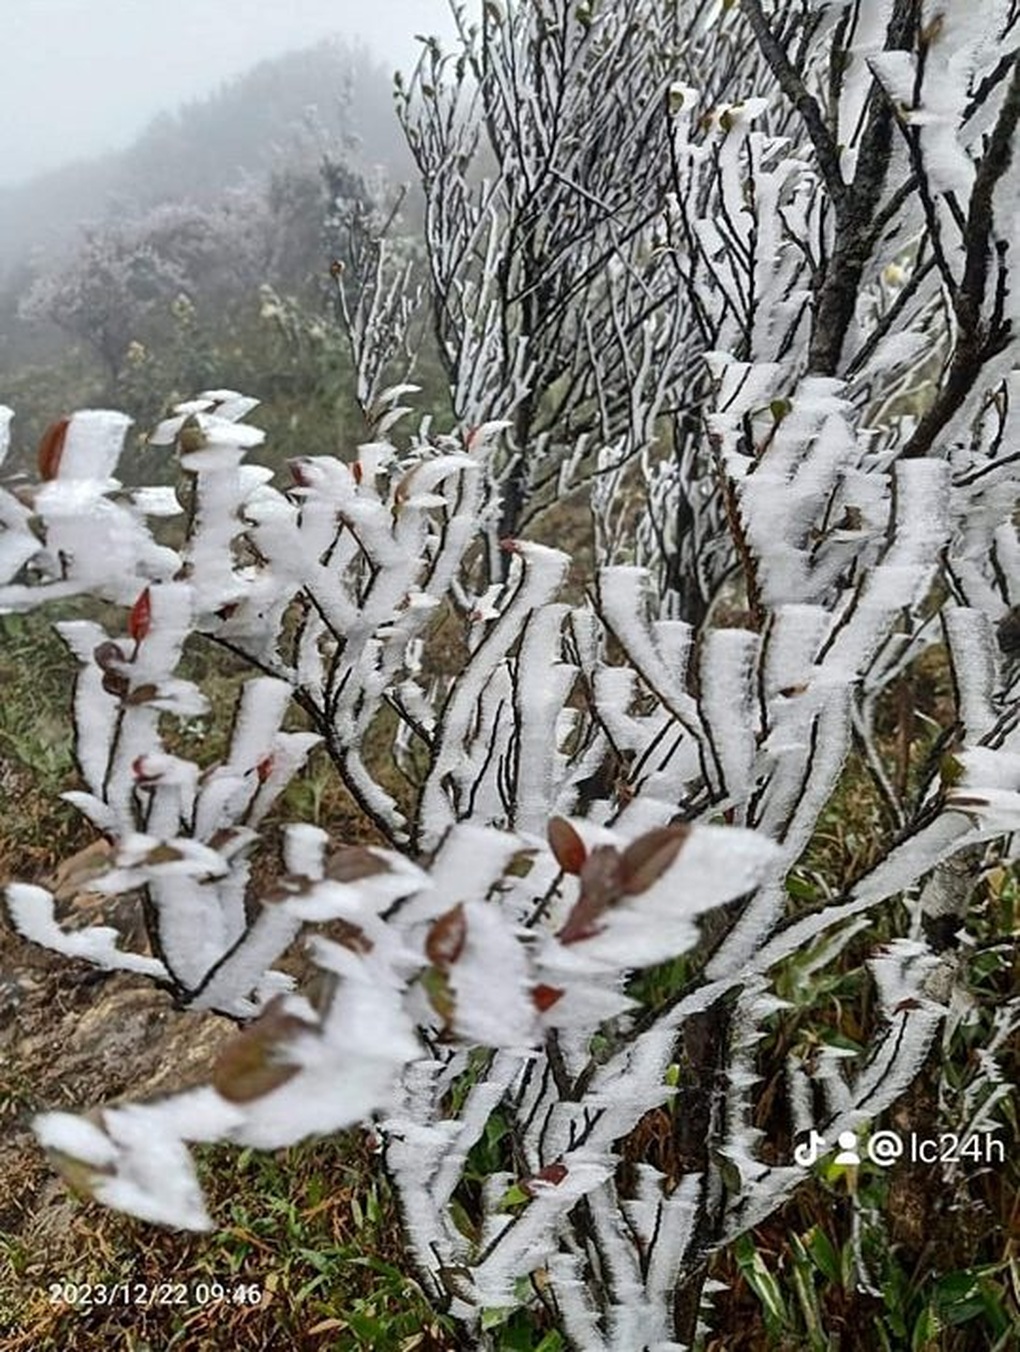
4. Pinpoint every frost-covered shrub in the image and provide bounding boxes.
[3,1,1020,1347]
